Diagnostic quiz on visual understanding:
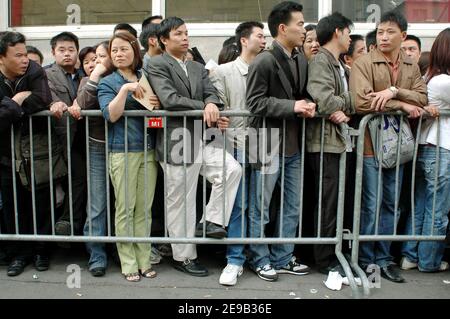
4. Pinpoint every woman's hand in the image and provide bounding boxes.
[123,82,146,100]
